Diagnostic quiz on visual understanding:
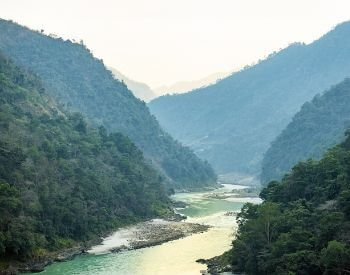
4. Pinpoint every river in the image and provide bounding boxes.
[36,184,261,275]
